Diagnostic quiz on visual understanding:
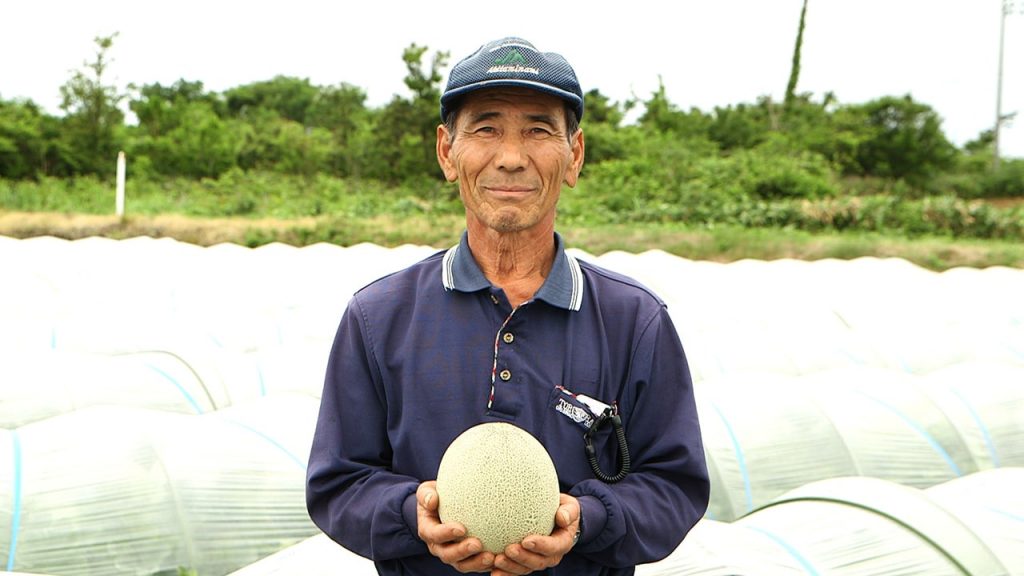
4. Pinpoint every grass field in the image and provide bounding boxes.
[3,210,1023,271]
